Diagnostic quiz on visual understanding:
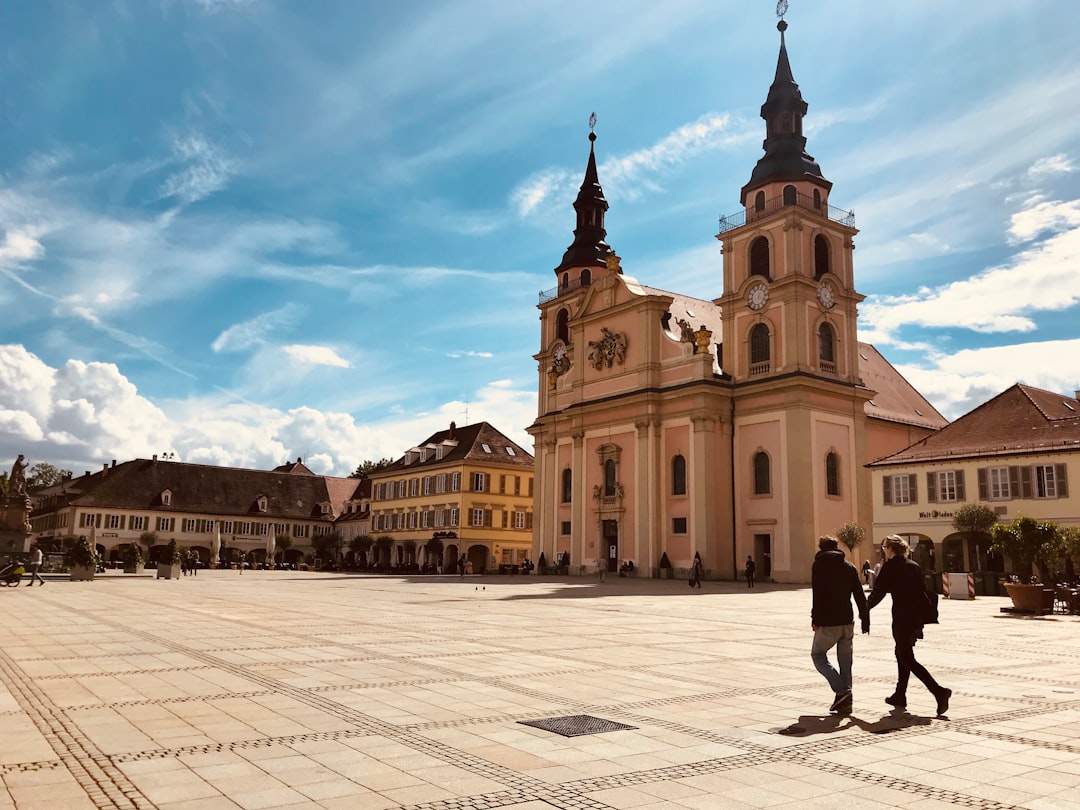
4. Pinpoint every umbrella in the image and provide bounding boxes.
[212,528,221,569]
